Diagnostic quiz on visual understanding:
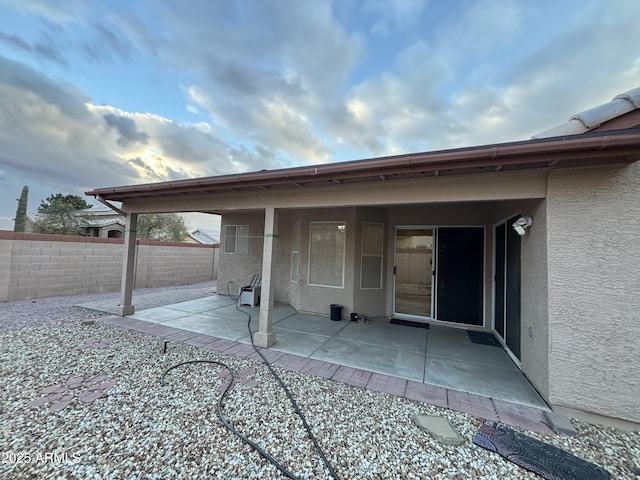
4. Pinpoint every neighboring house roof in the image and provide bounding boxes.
[189,229,220,244]
[85,218,125,228]
[76,208,122,219]
[533,87,640,139]
[73,208,124,228]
